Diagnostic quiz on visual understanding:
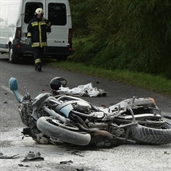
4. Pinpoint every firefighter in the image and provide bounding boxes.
[27,8,51,71]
